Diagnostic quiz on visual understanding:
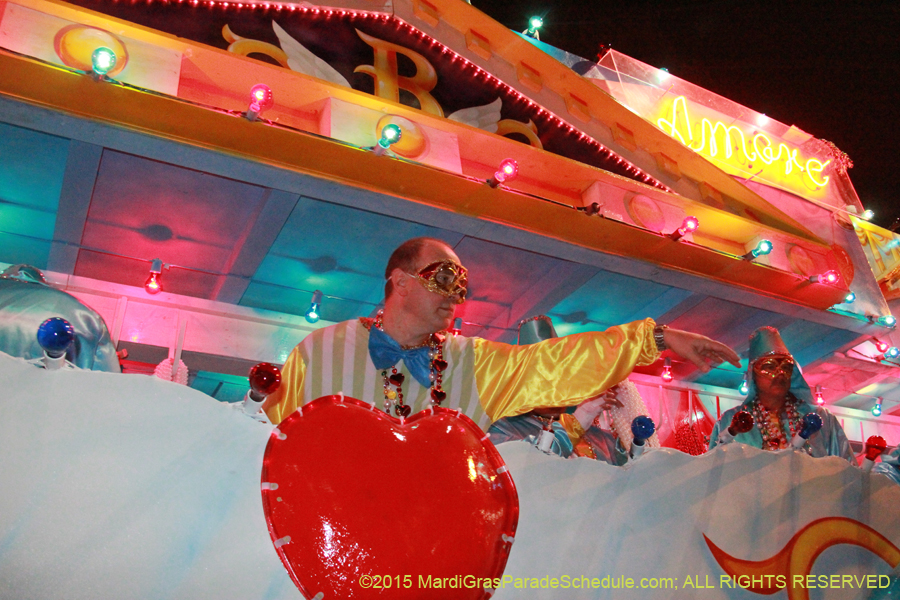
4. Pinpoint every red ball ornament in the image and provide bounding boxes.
[249,362,282,396]
[865,435,888,461]
[728,410,754,435]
